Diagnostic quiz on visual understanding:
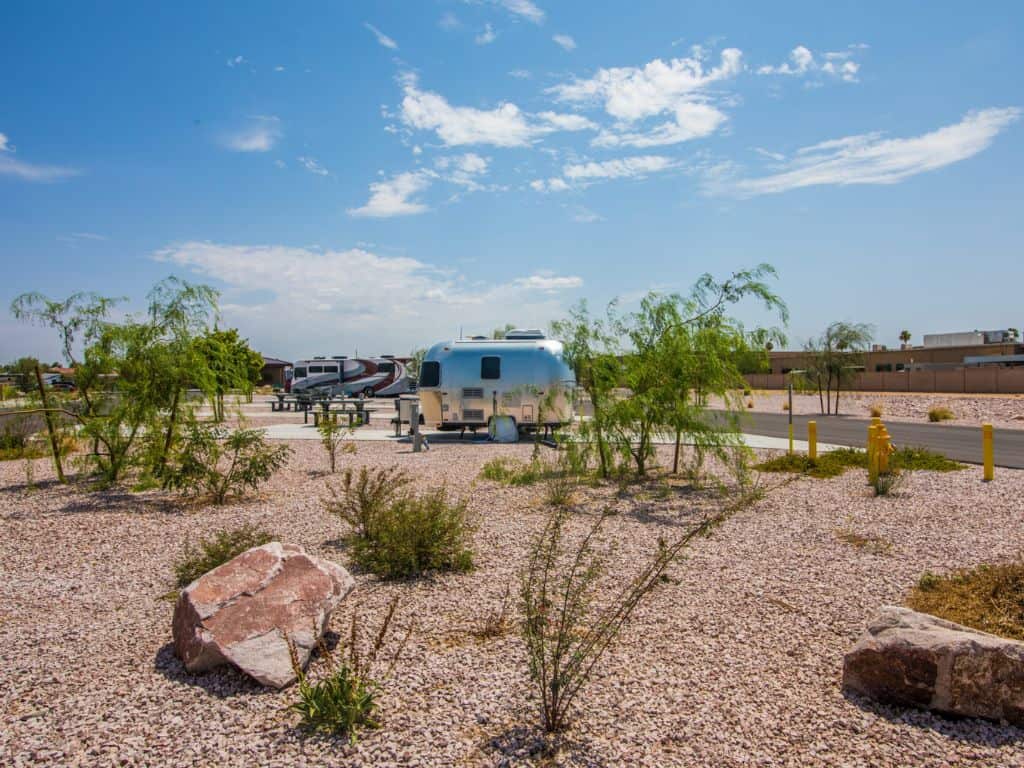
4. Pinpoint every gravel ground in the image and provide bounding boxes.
[2,438,1024,767]
[718,391,1024,429]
